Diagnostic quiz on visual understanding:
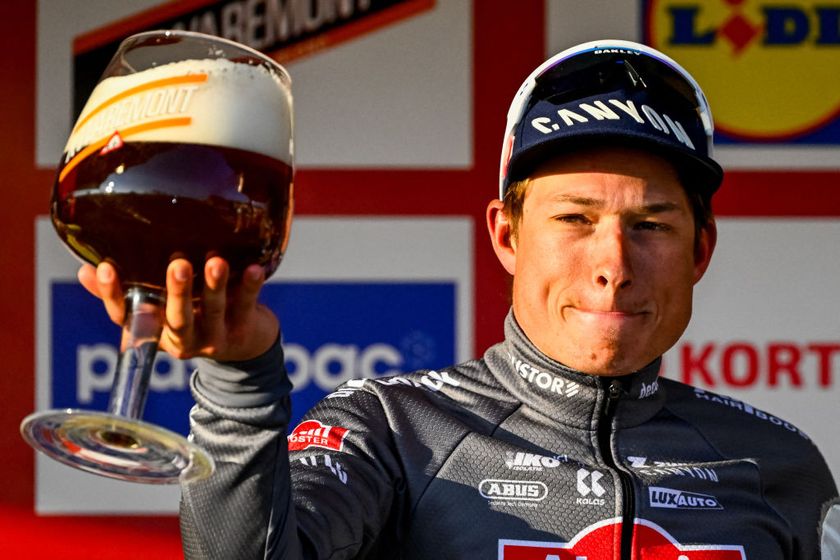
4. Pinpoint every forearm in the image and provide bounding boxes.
[180,337,303,559]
